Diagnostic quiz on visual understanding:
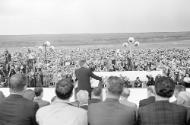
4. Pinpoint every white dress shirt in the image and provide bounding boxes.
[36,98,87,125]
